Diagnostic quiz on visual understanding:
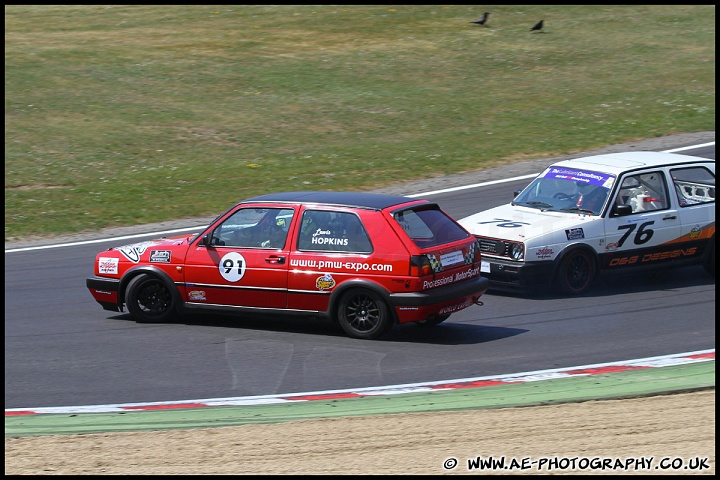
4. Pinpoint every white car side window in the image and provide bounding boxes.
[671,166,715,207]
[617,172,668,213]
